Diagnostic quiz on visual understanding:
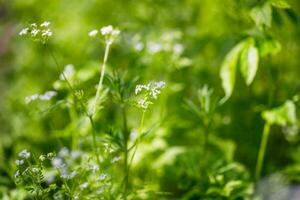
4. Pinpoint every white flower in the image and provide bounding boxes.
[98,173,108,181]
[31,29,40,37]
[135,81,166,110]
[70,150,81,159]
[100,25,113,36]
[89,164,99,172]
[61,171,77,179]
[79,182,89,190]
[111,156,121,164]
[173,43,184,55]
[134,42,144,52]
[88,29,98,37]
[25,94,39,104]
[15,159,24,165]
[52,157,64,168]
[19,28,29,36]
[58,147,69,157]
[40,21,50,27]
[19,149,30,159]
[39,91,57,100]
[111,29,120,36]
[147,42,162,54]
[41,29,52,37]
